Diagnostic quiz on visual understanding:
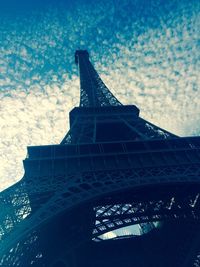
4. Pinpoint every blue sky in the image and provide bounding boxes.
[0,0,200,191]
